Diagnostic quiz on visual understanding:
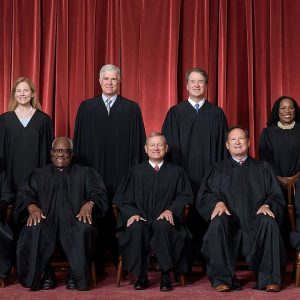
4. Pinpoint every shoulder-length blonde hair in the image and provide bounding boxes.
[8,77,42,111]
